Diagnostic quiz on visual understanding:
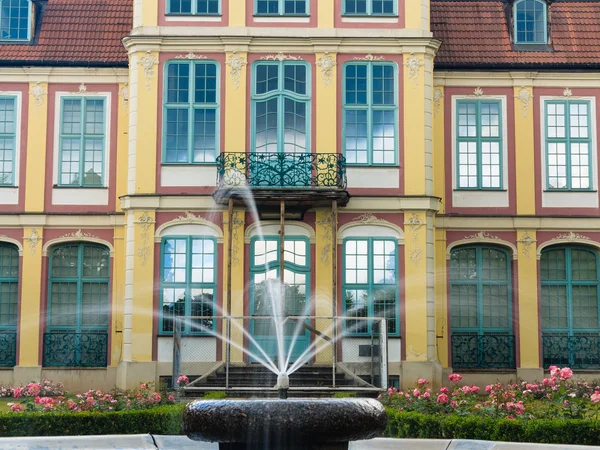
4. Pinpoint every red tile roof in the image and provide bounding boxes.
[432,1,600,69]
[0,0,131,66]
